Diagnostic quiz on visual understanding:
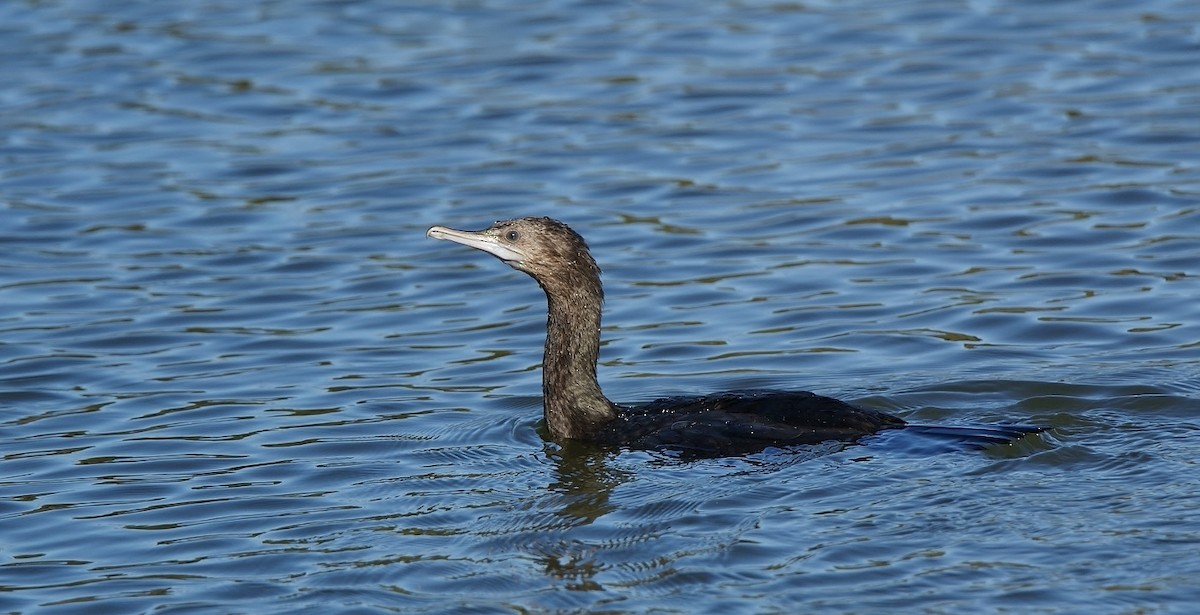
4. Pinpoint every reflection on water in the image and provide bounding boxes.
[2,0,1200,612]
